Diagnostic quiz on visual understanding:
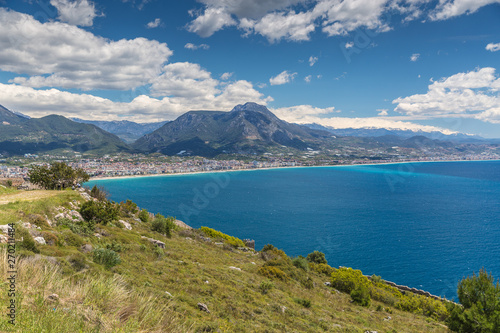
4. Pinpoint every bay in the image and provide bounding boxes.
[87,160,500,300]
